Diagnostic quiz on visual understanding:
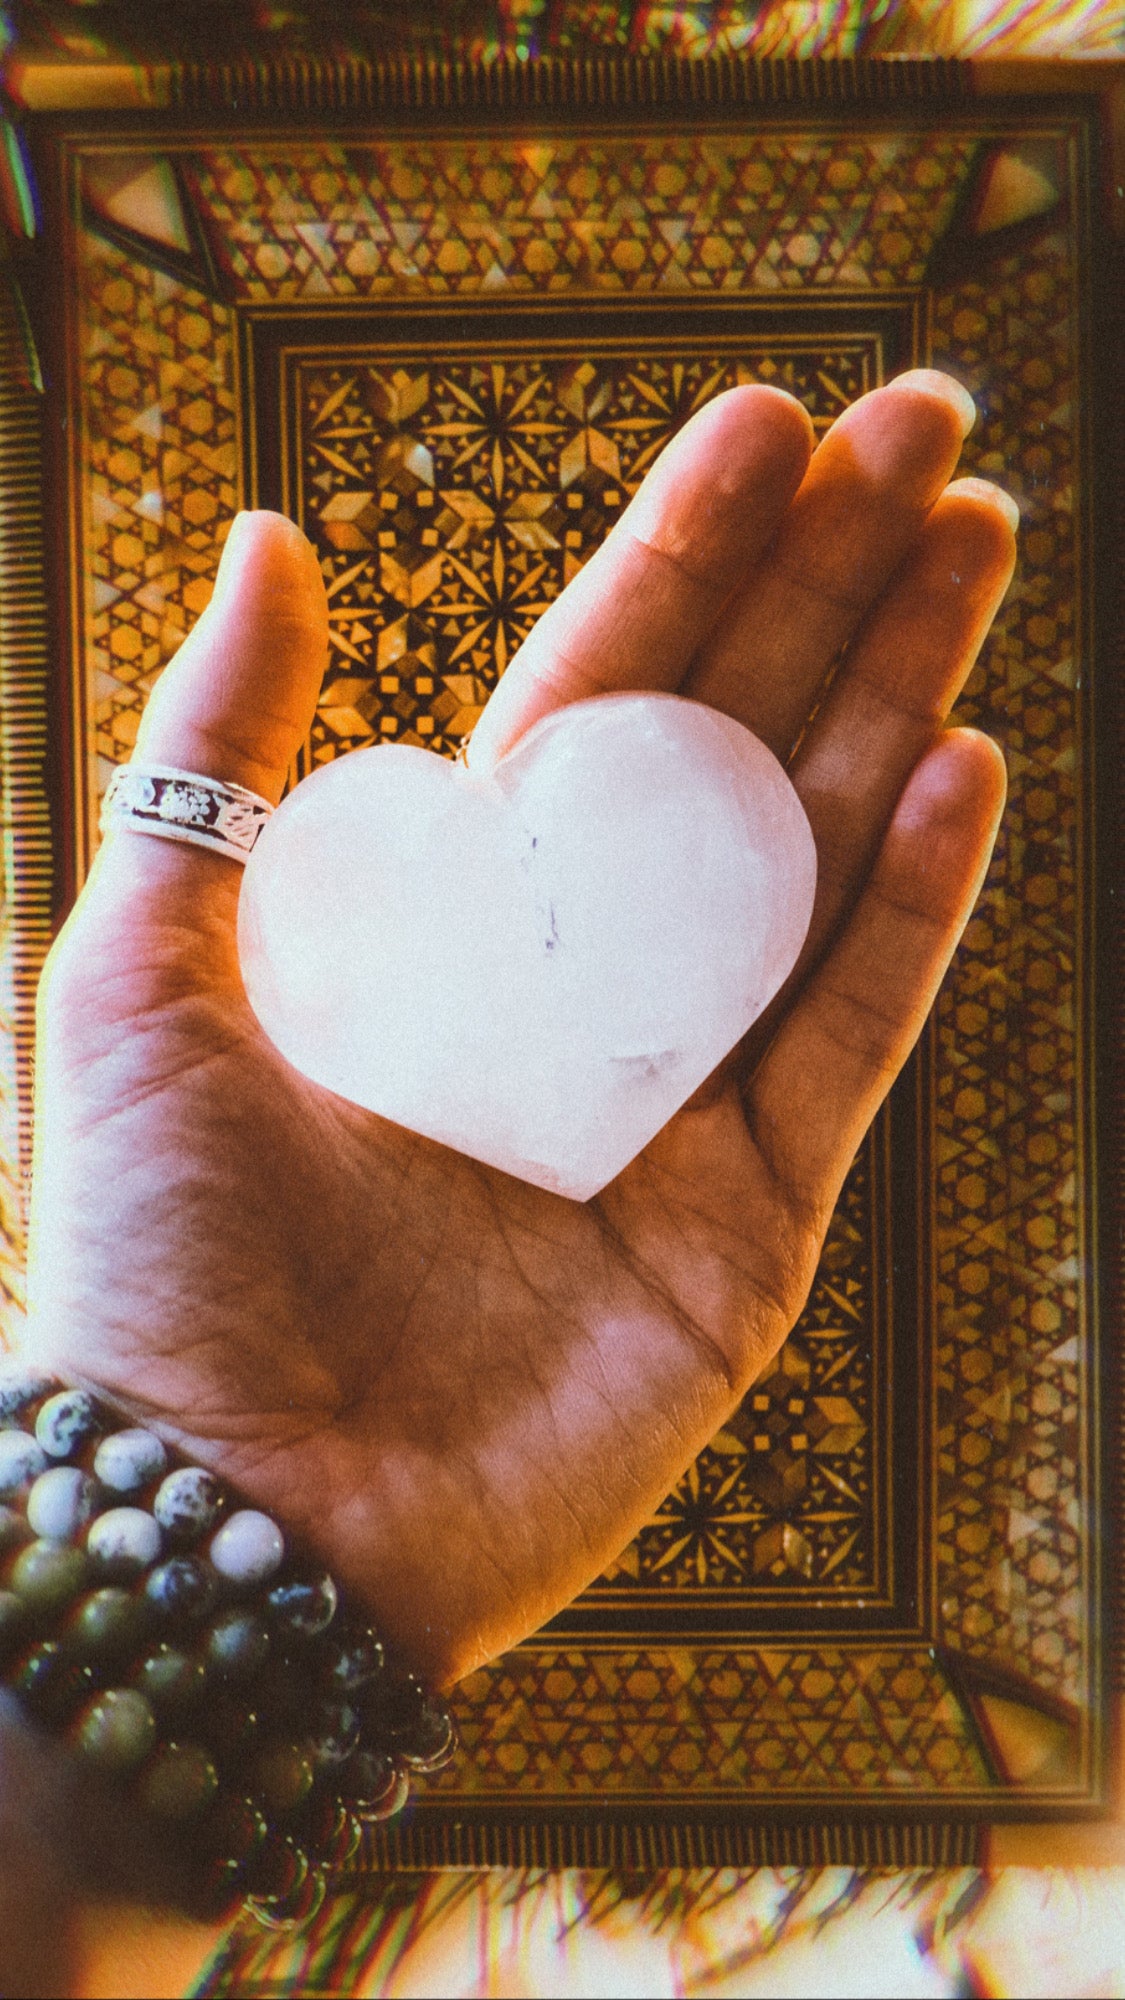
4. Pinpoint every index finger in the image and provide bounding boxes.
[465,384,813,772]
